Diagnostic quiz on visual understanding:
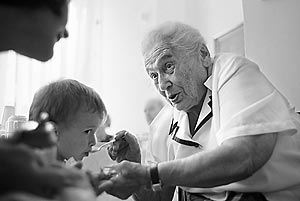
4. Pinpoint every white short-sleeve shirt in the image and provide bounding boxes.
[146,53,300,201]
